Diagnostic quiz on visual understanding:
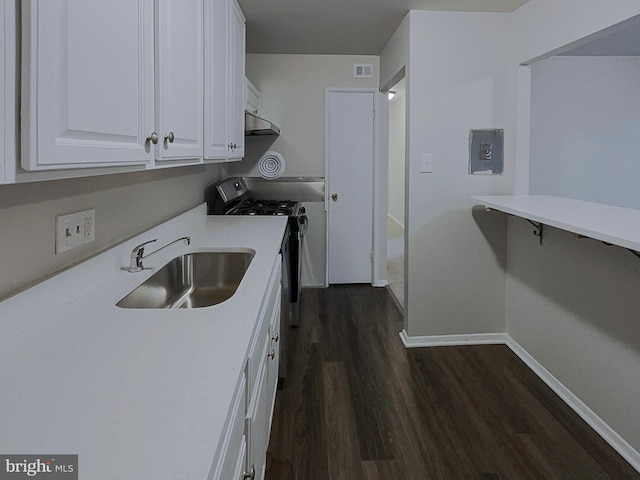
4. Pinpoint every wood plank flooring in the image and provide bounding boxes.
[265,285,640,480]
